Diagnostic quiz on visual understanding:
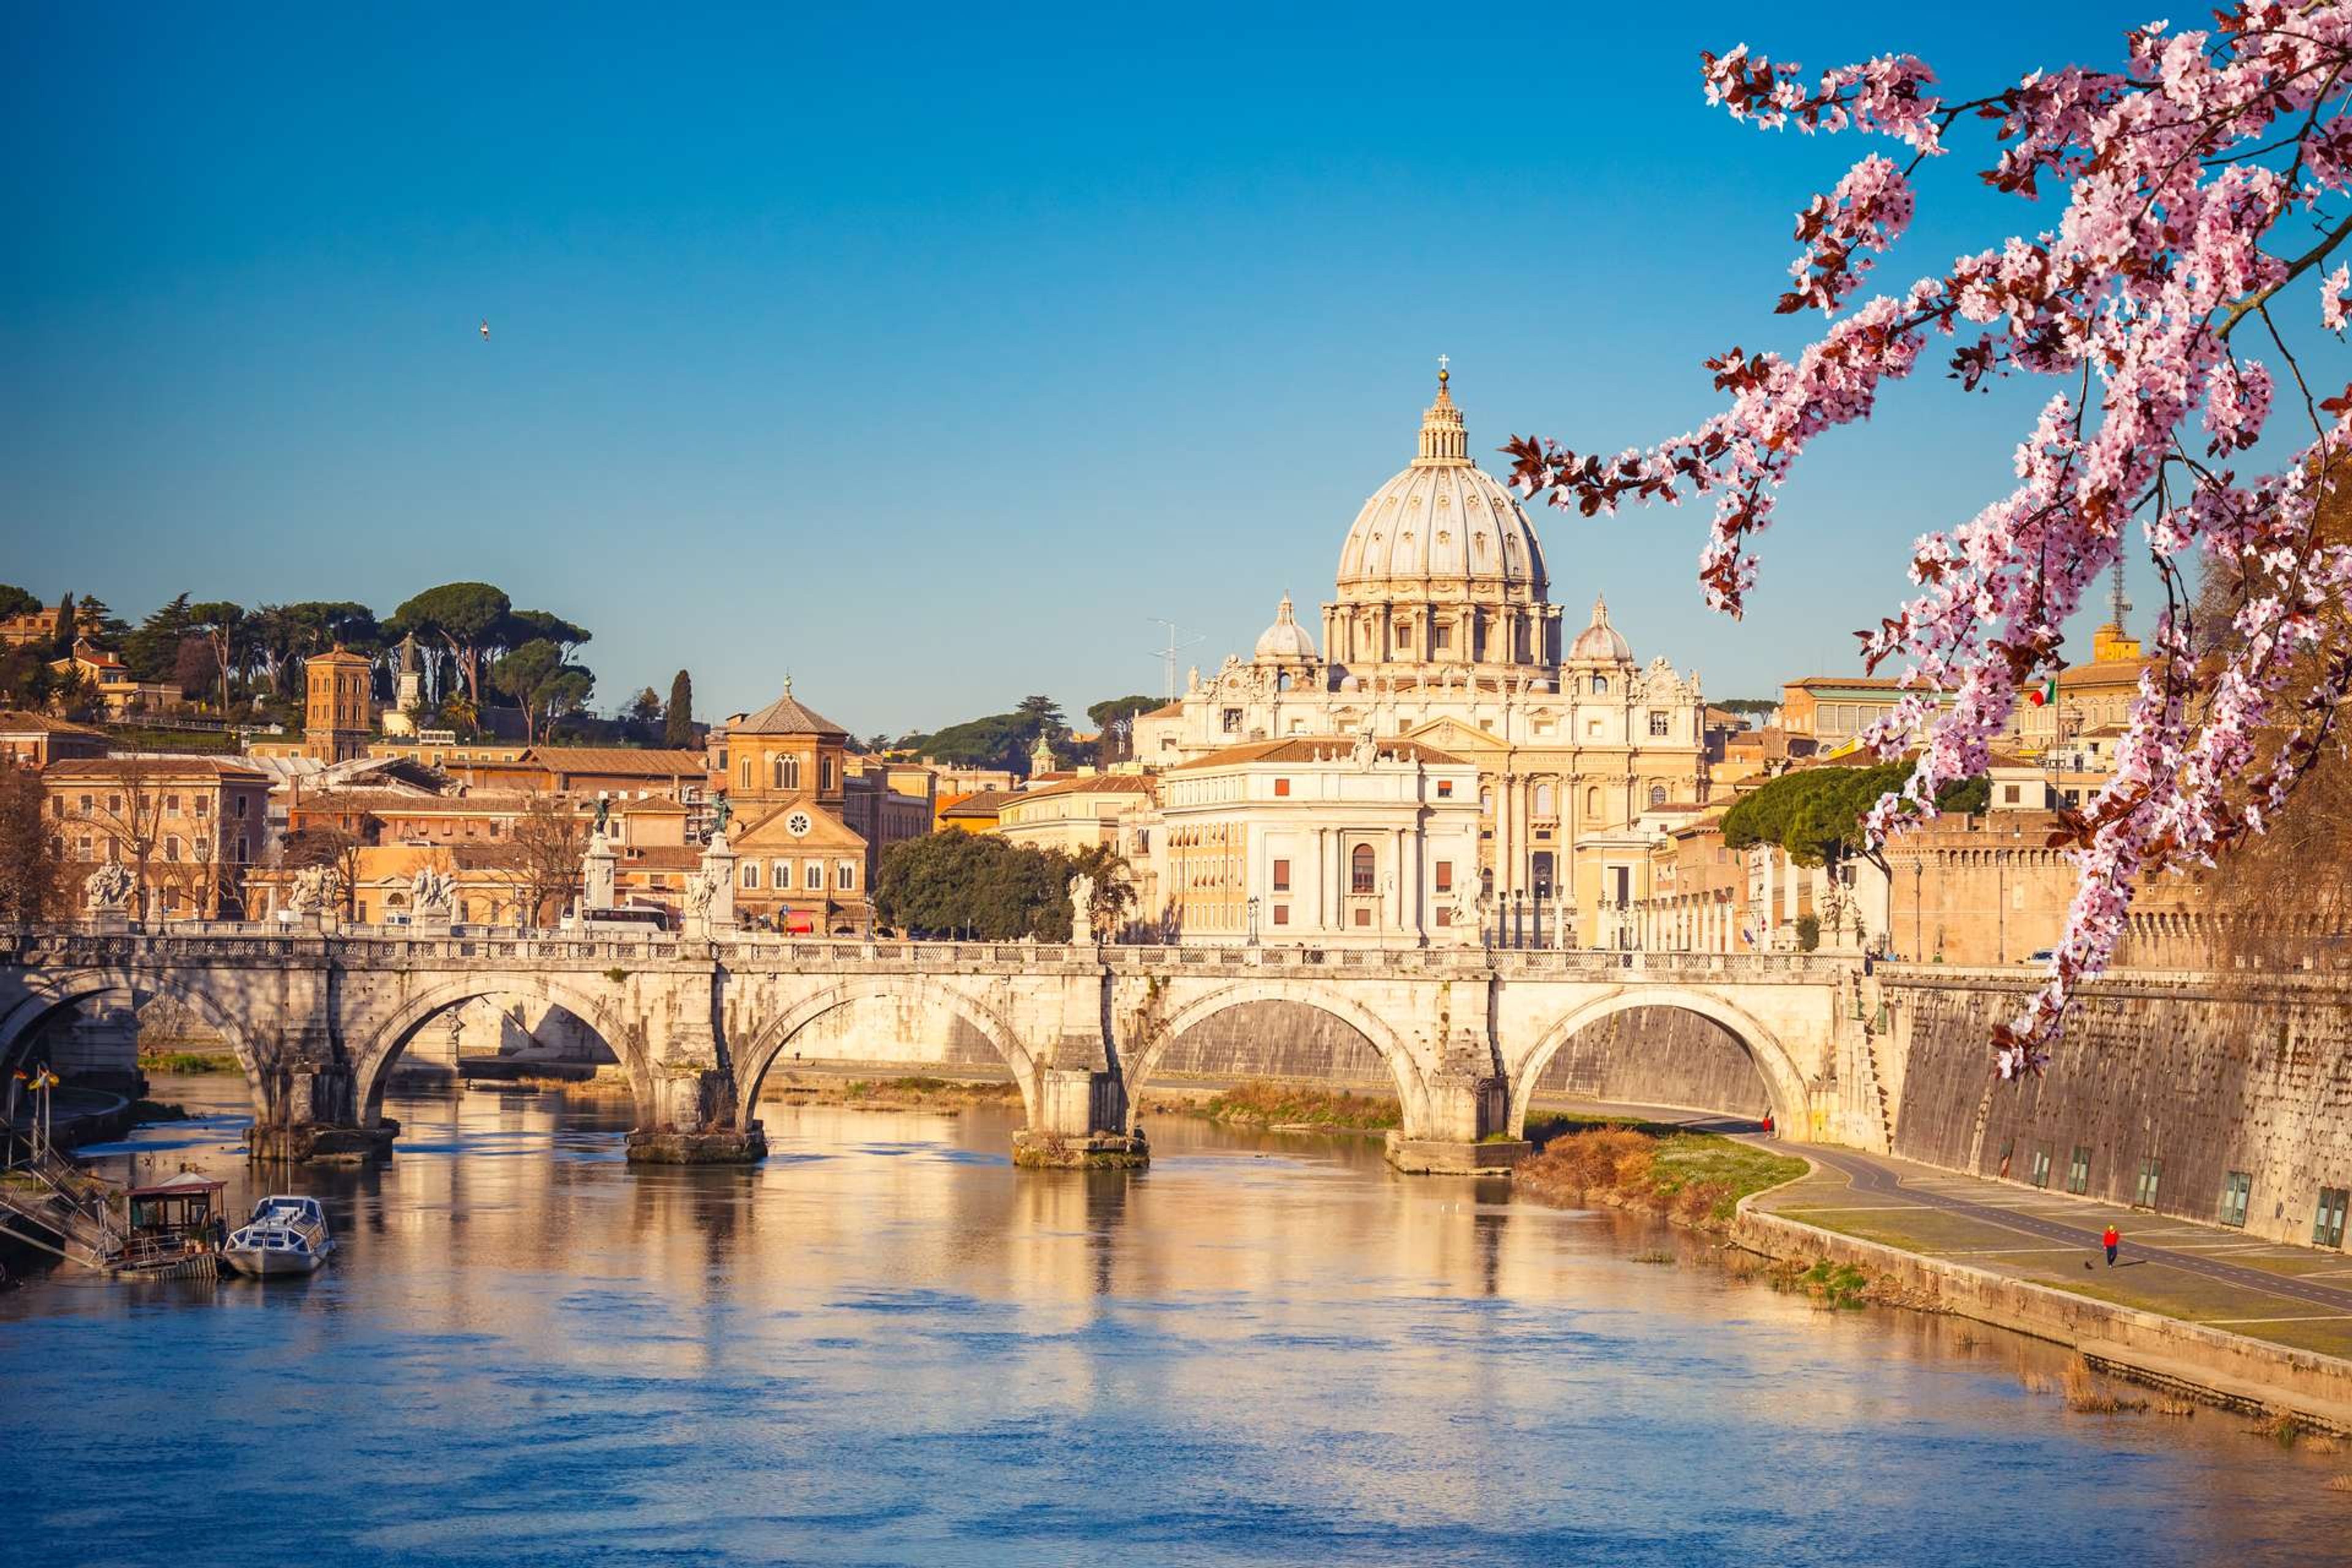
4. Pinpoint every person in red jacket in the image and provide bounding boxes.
[2101,1224,2120,1267]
